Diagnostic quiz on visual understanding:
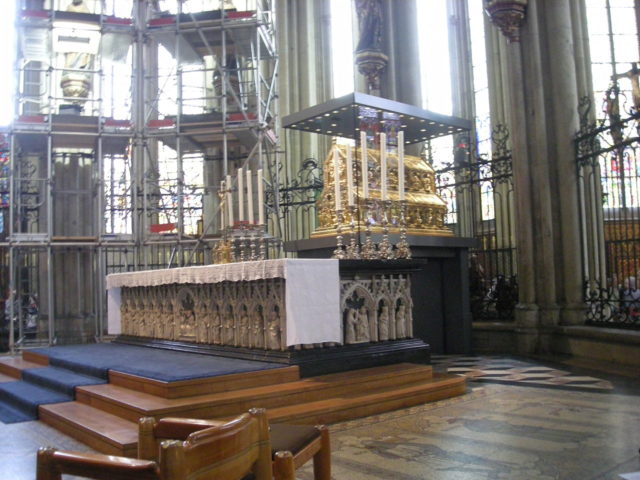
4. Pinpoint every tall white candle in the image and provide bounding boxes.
[246,169,254,223]
[226,174,234,226]
[398,130,405,201]
[257,168,265,225]
[346,145,354,206]
[237,167,244,221]
[333,147,342,210]
[220,180,226,230]
[380,132,387,201]
[360,131,368,199]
